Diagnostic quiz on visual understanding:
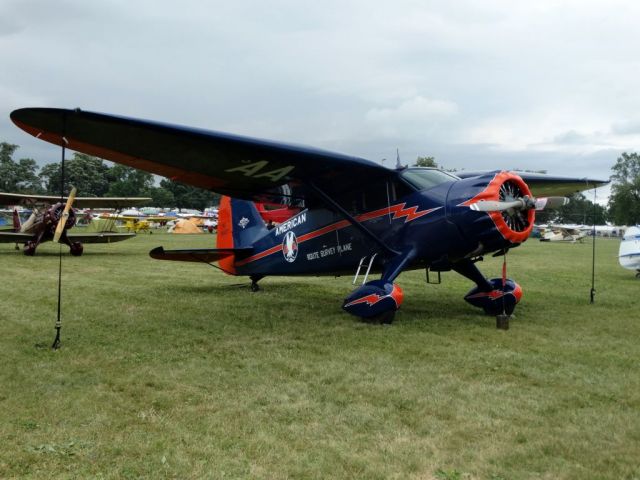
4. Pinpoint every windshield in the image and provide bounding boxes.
[400,168,459,191]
